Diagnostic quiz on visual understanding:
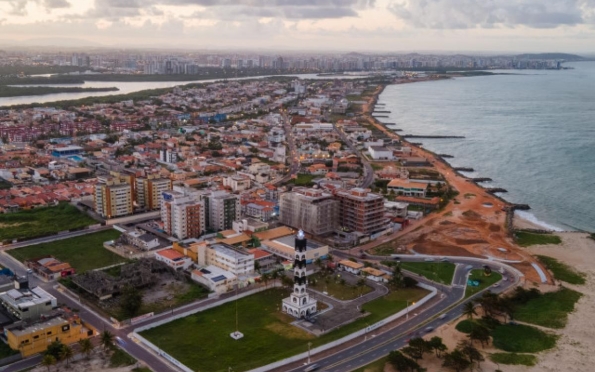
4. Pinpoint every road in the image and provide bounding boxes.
[283,251,519,372]
[0,226,113,250]
[332,123,374,188]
